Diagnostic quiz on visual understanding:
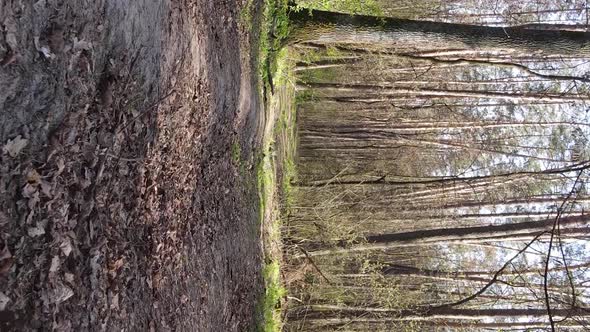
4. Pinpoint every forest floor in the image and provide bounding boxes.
[0,0,276,330]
